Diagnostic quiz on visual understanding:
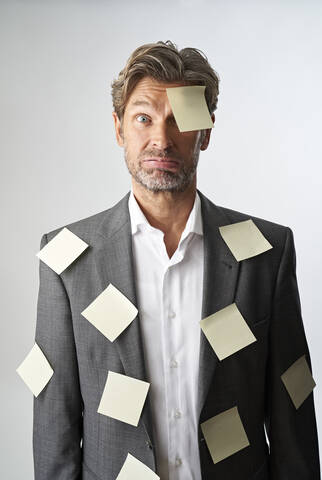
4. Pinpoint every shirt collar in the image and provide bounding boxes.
[128,188,203,237]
